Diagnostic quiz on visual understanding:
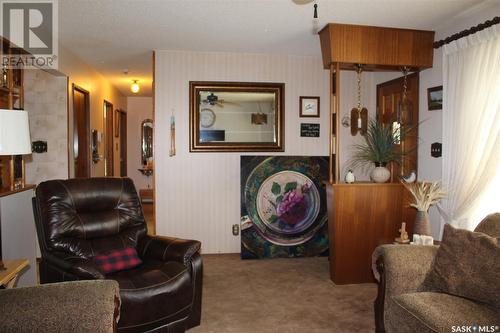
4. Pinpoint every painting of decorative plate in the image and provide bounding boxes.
[256,171,320,236]
[241,156,329,258]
